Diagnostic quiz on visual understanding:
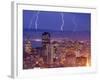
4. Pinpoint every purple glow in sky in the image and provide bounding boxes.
[23,10,91,32]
